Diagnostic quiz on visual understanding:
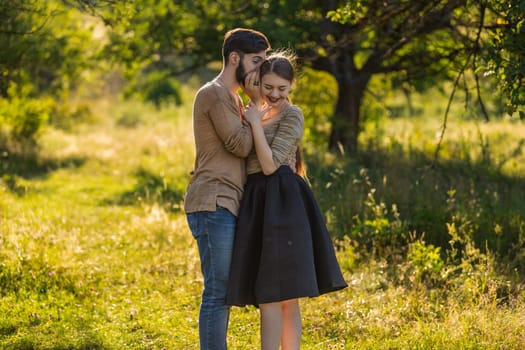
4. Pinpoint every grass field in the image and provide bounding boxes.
[1,87,525,349]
